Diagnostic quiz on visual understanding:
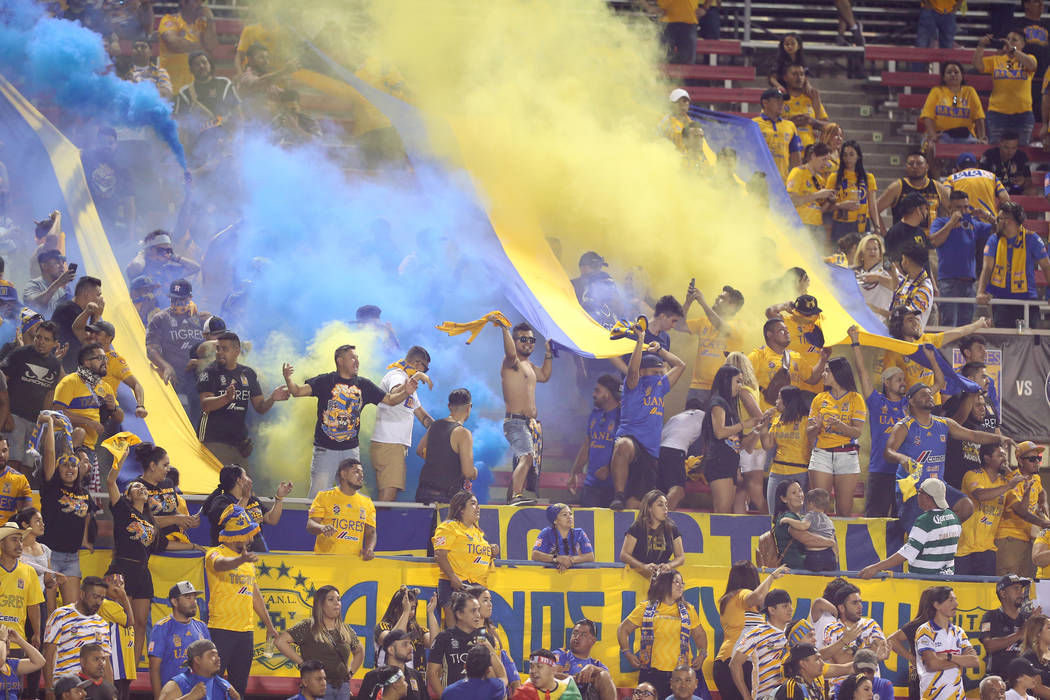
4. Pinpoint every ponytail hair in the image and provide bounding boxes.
[133,442,167,471]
